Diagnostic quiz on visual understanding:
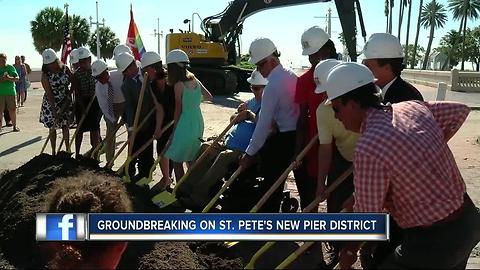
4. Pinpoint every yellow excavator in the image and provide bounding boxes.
[165,0,366,95]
